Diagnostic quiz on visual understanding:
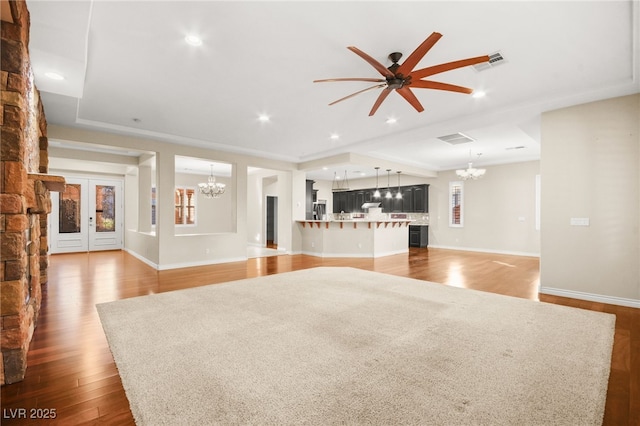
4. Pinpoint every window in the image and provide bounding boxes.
[449,181,463,227]
[151,187,156,226]
[175,187,196,225]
